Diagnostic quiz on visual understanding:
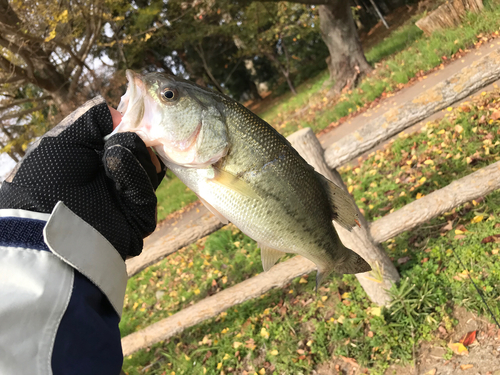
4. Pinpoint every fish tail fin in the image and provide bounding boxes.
[335,248,372,275]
